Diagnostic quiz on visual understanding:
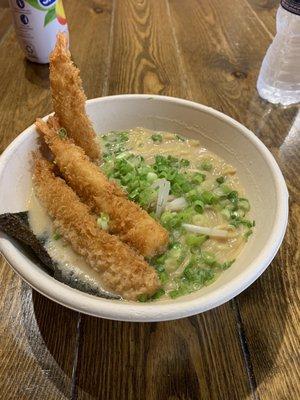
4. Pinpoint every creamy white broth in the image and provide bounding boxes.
[28,128,253,301]
[28,191,111,295]
[127,128,247,263]
[100,128,254,299]
[128,128,243,194]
